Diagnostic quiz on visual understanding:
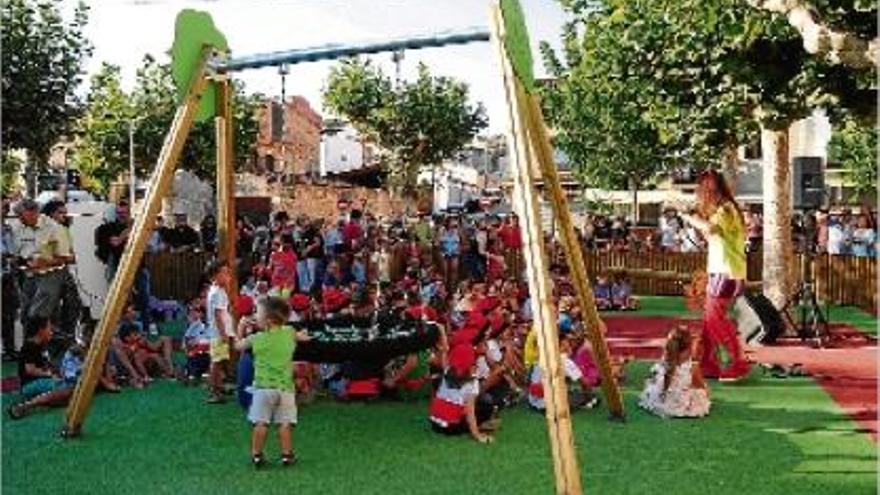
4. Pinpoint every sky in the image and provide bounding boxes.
[73,0,570,134]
